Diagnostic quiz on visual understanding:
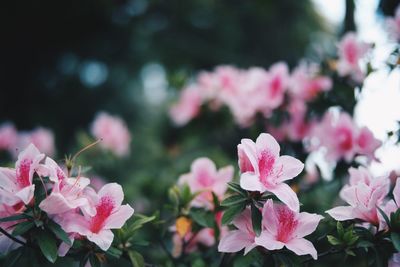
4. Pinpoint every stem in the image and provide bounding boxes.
[0,227,27,246]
